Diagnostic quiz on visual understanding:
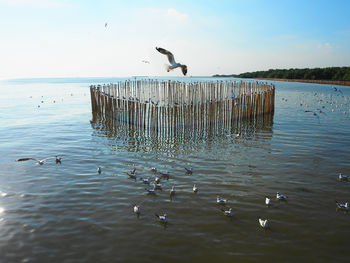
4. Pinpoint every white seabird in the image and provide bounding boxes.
[335,201,349,211]
[338,173,348,181]
[156,47,187,76]
[216,195,227,204]
[170,186,175,196]
[16,157,55,165]
[258,218,269,228]
[133,205,140,215]
[265,197,271,206]
[221,207,233,217]
[146,187,156,195]
[155,213,168,223]
[193,184,198,193]
[97,166,102,174]
[140,177,150,184]
[276,192,287,200]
